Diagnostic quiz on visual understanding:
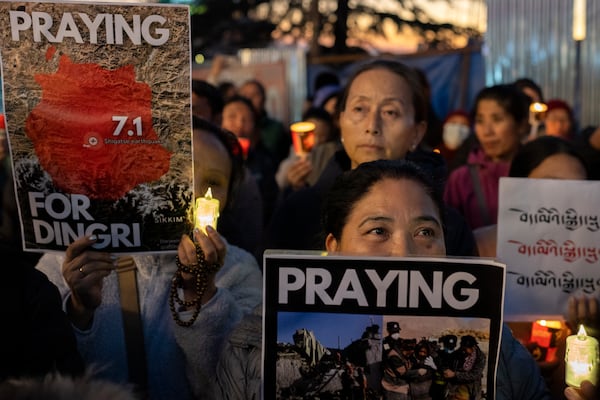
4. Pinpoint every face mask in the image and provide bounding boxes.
[443,123,470,150]
[391,333,400,340]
